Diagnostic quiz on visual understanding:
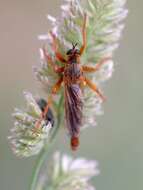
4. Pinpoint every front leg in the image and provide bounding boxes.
[43,46,65,73]
[79,13,87,55]
[50,31,67,64]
